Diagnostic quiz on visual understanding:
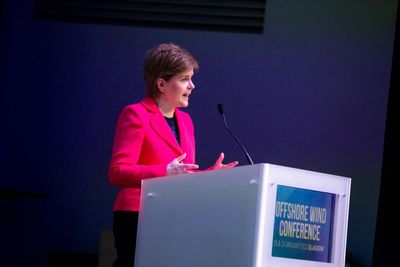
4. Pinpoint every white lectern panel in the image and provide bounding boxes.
[135,165,262,267]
